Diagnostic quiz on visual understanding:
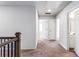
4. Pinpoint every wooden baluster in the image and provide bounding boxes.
[15,32,21,57]
[12,41,14,57]
[14,41,16,57]
[11,42,13,57]
[3,39,6,57]
[7,39,9,57]
[1,39,2,57]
